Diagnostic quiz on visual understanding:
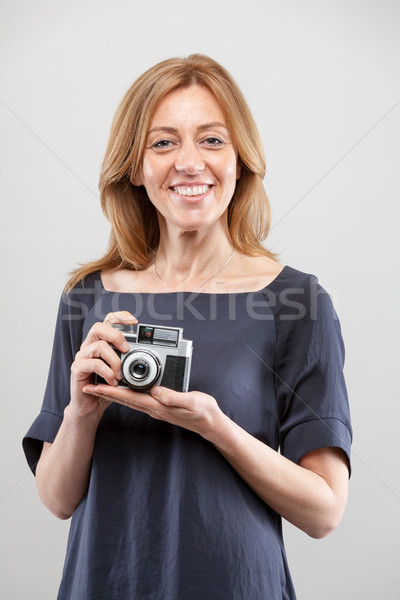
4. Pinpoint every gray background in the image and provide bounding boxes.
[1,0,399,598]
